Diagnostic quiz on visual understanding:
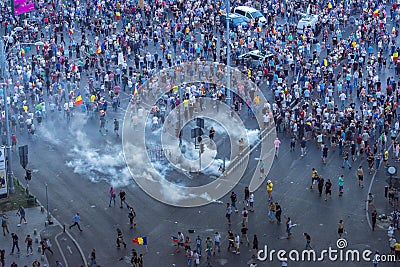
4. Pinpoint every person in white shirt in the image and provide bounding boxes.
[234,234,240,254]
